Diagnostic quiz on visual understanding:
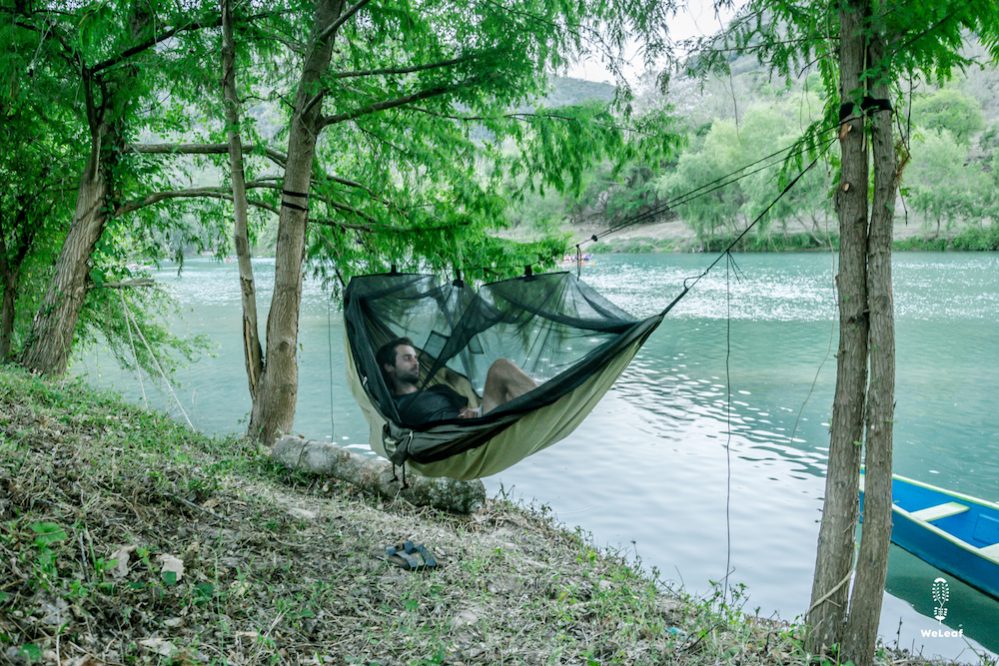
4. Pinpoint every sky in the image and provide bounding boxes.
[565,0,746,84]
